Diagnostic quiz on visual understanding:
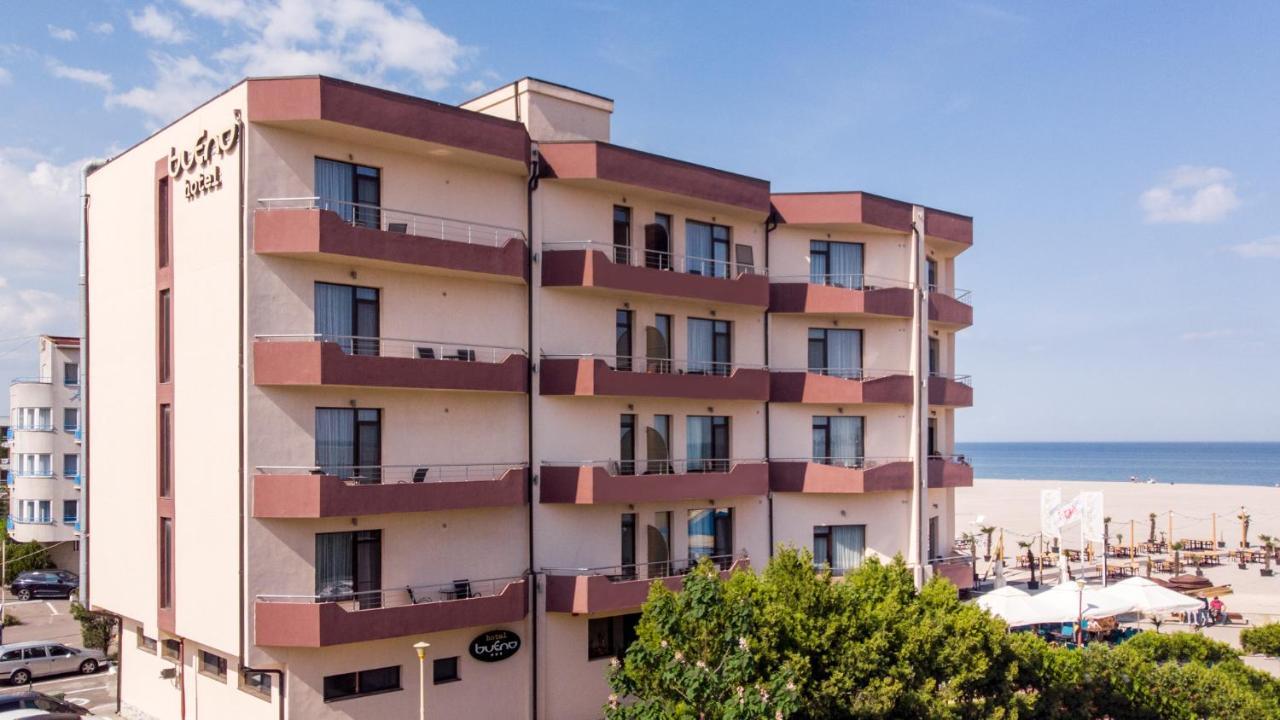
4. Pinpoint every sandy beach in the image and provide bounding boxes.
[956,478,1280,620]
